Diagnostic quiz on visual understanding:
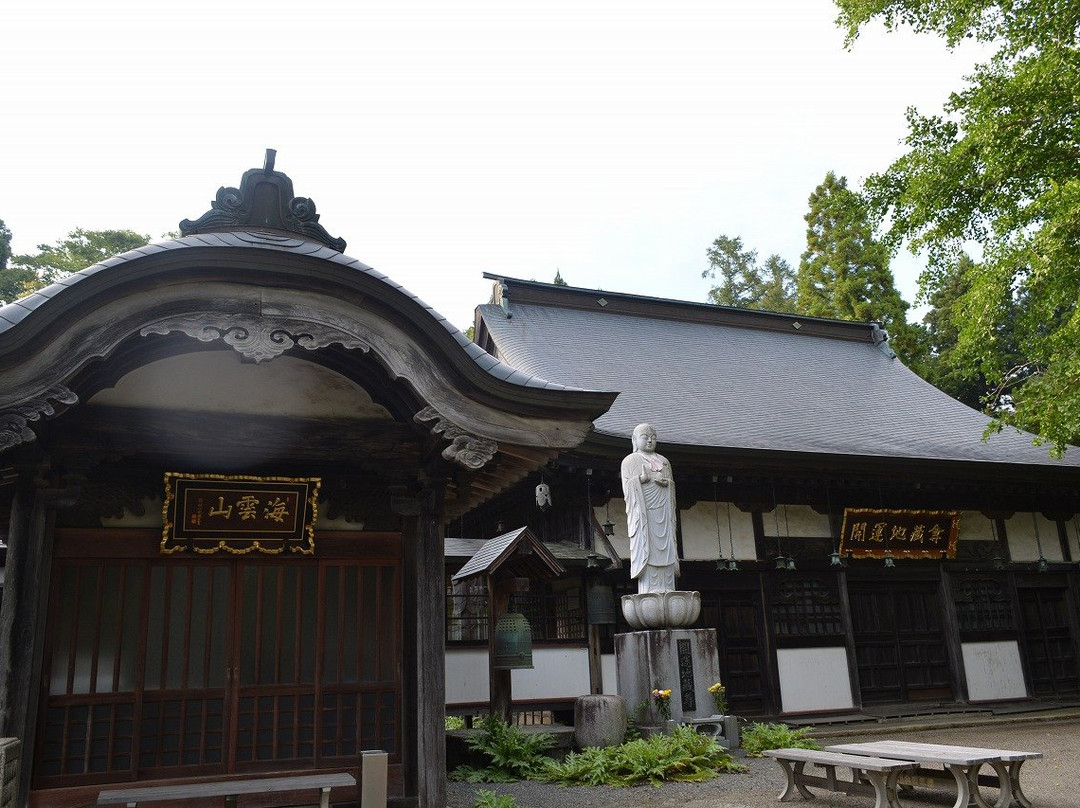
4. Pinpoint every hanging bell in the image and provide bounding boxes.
[587,583,617,625]
[493,612,534,669]
[830,551,844,567]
